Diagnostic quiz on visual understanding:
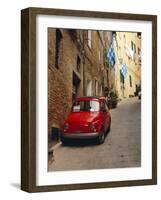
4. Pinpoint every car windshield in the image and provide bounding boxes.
[72,100,99,112]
